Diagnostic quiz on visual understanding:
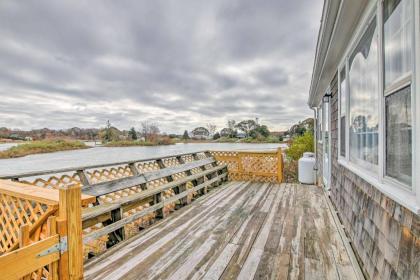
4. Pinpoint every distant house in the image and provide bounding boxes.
[309,1,419,279]
[24,137,33,141]
[190,127,210,139]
